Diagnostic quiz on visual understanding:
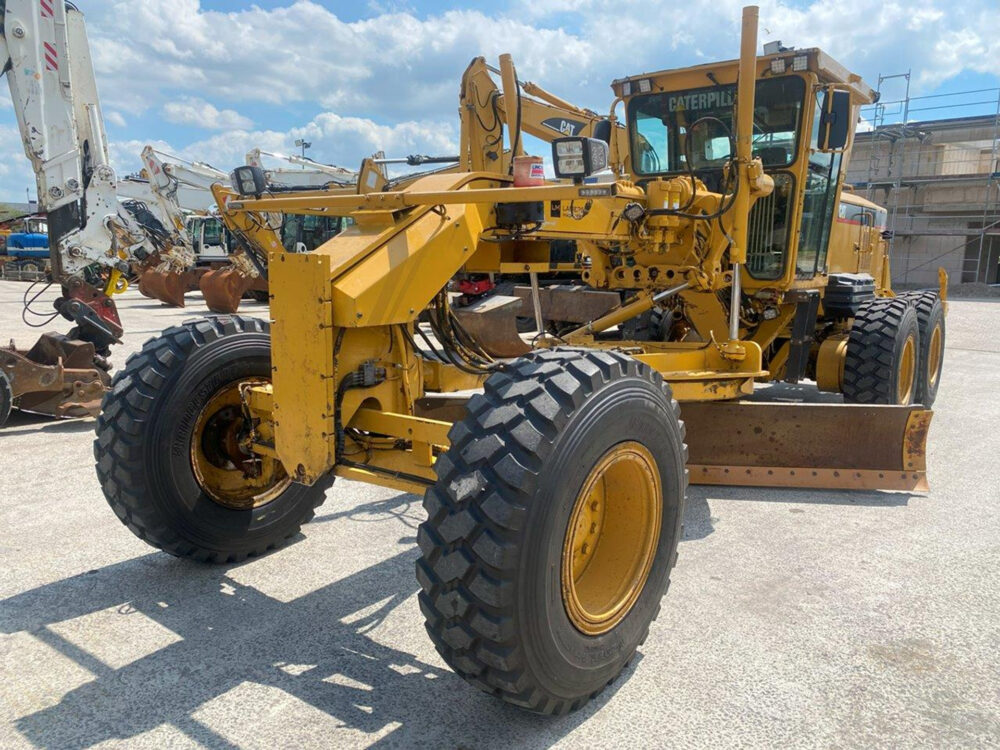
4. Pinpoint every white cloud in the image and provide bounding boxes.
[0,0,996,202]
[162,97,253,131]
[105,110,127,127]
[106,112,456,182]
